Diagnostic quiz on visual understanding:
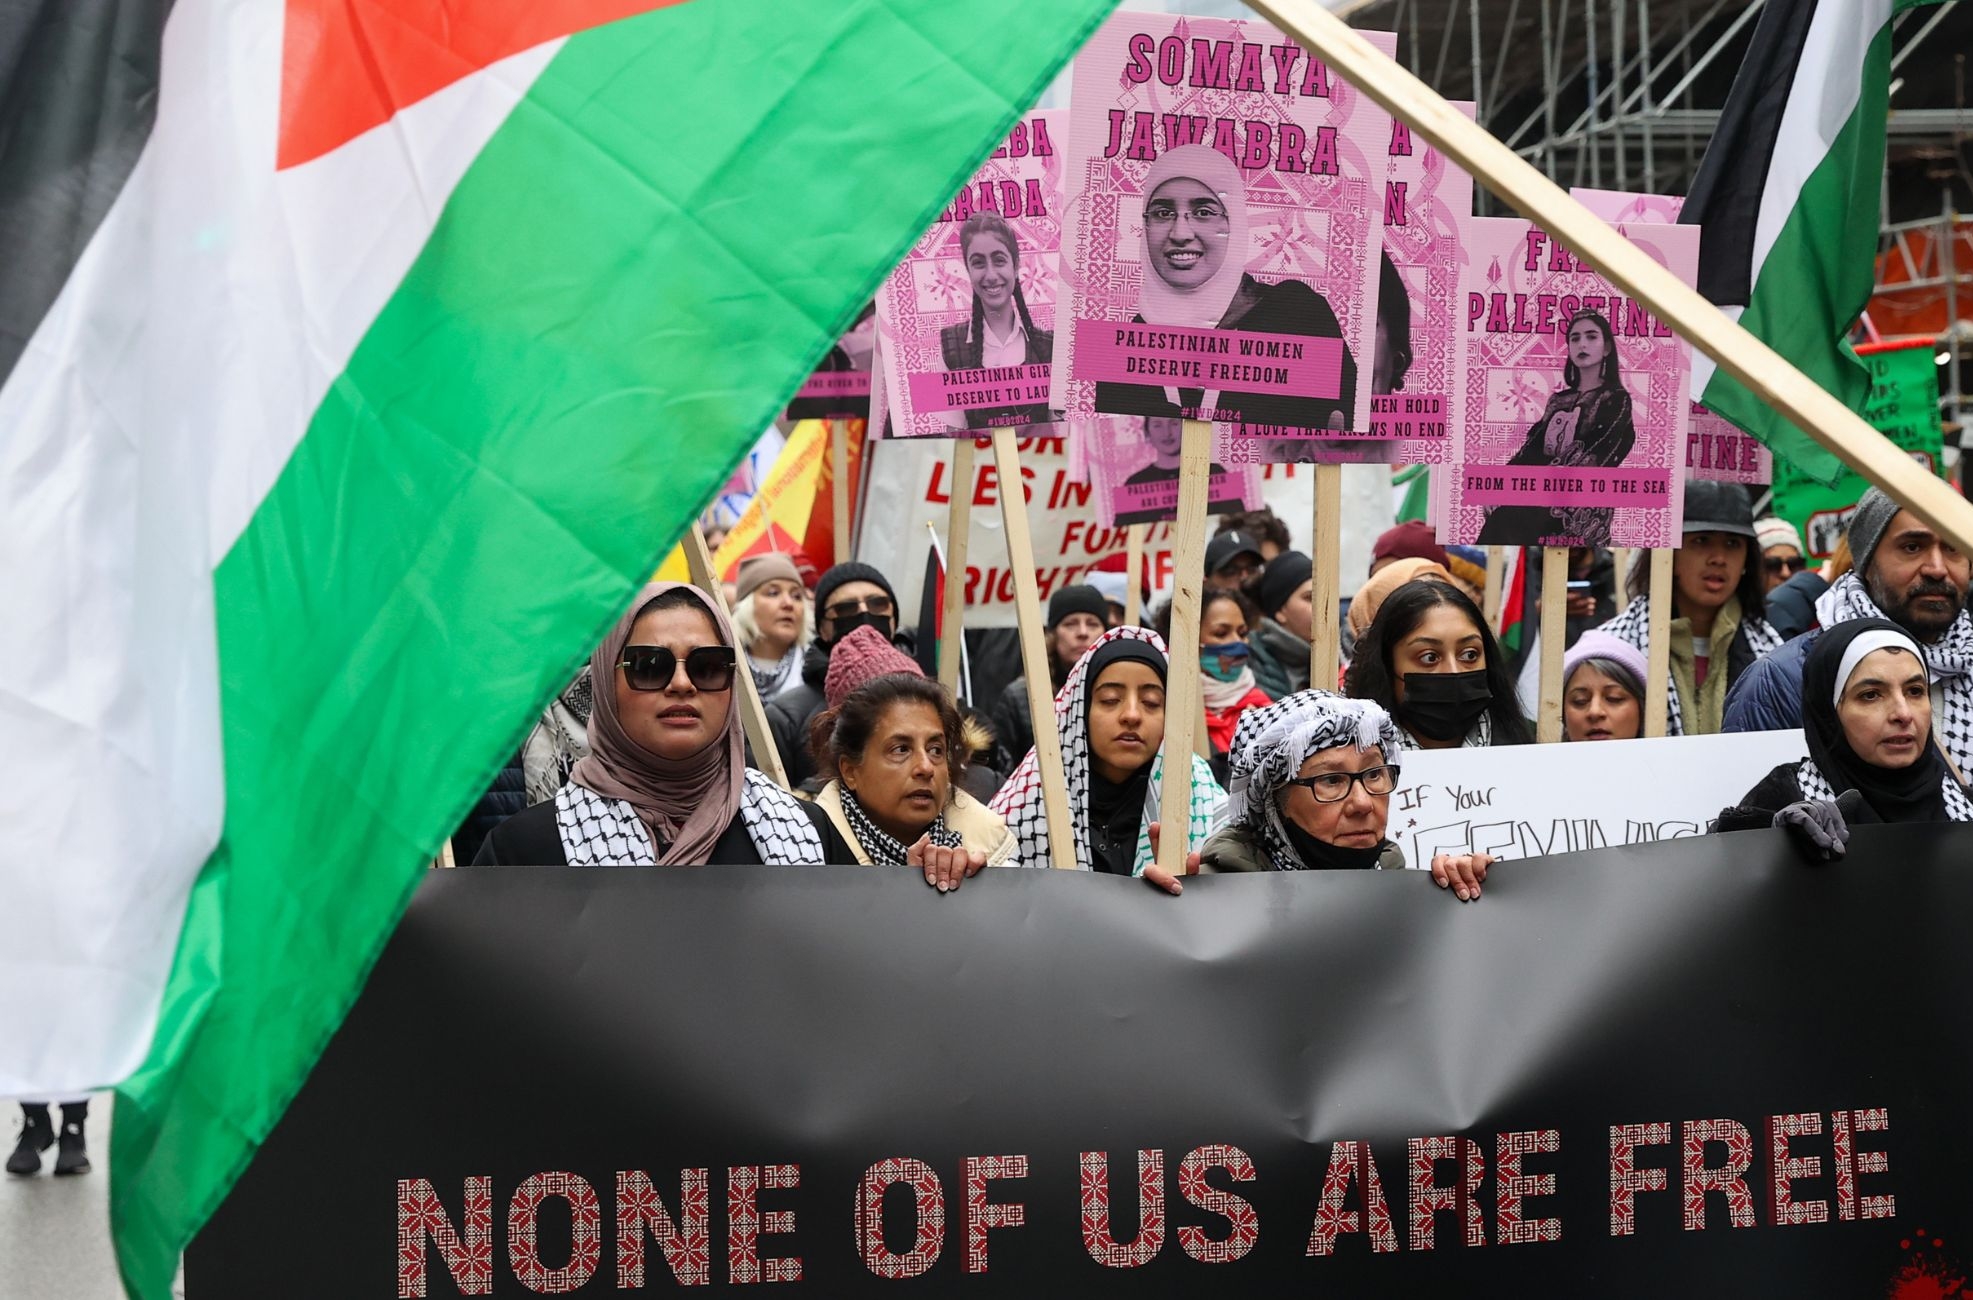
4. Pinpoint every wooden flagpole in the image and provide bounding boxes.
[1643,549,1673,737]
[1156,420,1216,879]
[938,439,976,695]
[1124,524,1146,628]
[1536,545,1569,742]
[684,523,789,788]
[993,430,1077,870]
[830,418,851,565]
[1244,0,1973,559]
[1310,462,1343,690]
